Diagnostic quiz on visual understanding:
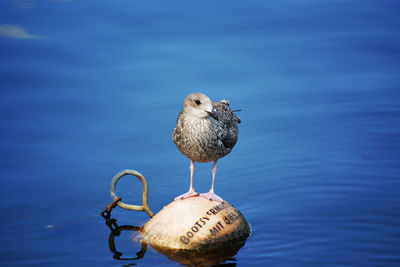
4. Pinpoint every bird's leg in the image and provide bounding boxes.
[188,159,196,193]
[200,160,224,203]
[175,160,199,200]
